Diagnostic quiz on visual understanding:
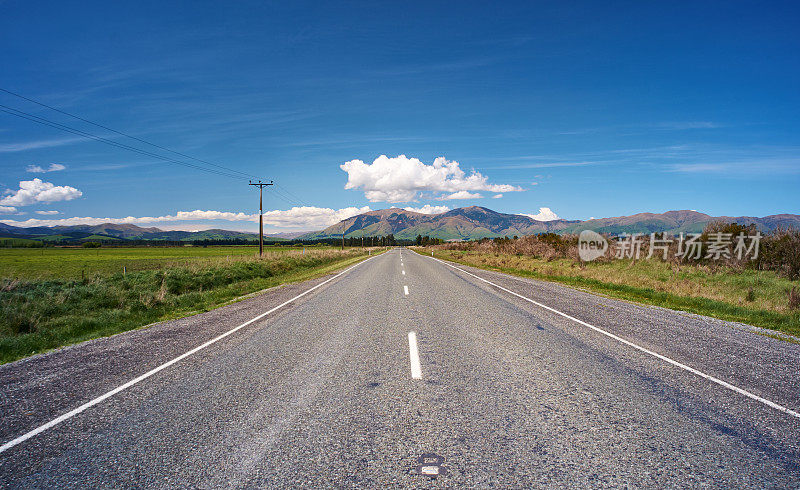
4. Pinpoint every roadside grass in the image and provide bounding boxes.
[0,248,380,364]
[431,249,800,338]
[0,245,336,280]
